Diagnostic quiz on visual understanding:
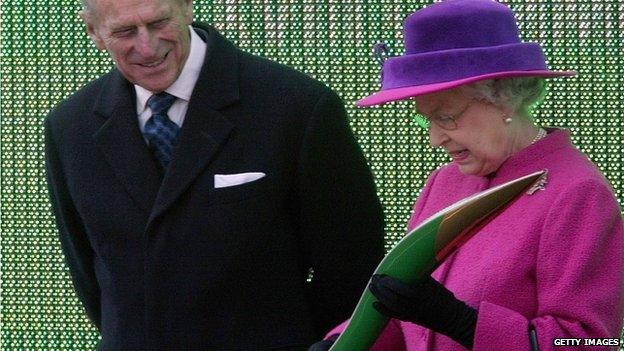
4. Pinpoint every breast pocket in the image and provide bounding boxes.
[207,174,274,206]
